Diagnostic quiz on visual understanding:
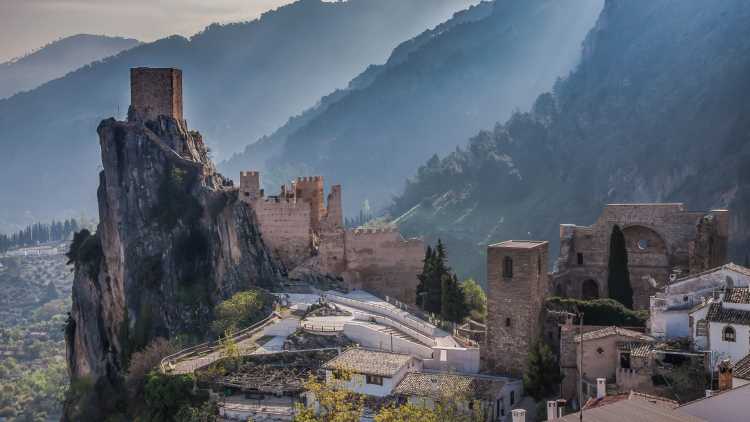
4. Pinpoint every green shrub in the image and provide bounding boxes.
[211,290,266,336]
[142,372,201,422]
[546,297,648,327]
[66,229,103,279]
